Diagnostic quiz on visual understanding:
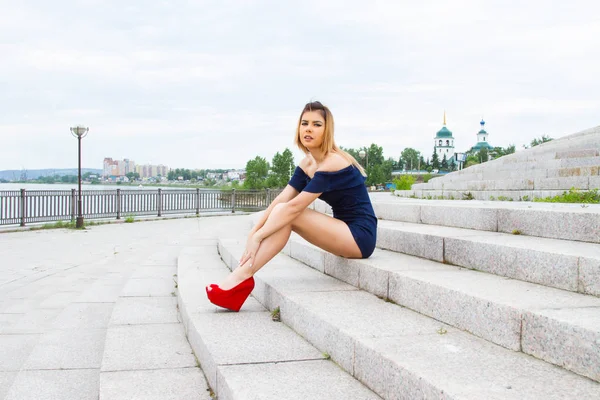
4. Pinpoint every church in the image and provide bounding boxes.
[433,114,494,162]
